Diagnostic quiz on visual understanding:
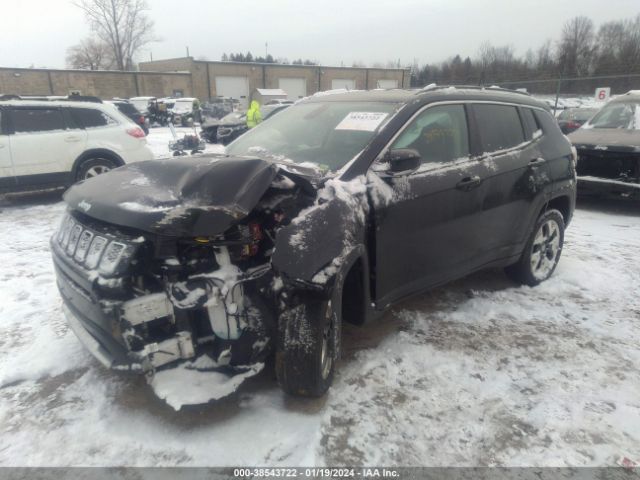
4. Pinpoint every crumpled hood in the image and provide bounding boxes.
[64,155,316,237]
[569,128,640,152]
